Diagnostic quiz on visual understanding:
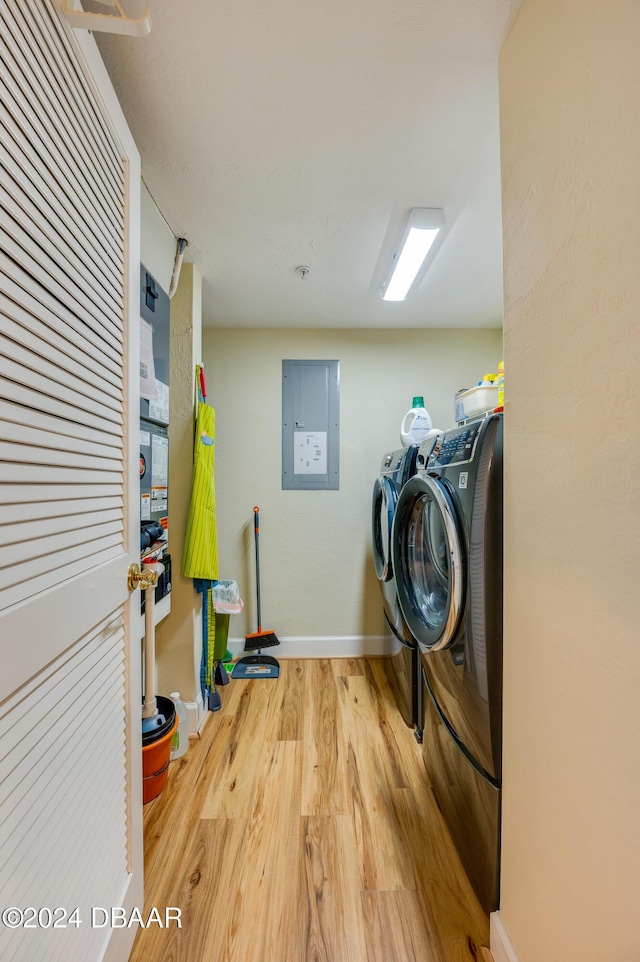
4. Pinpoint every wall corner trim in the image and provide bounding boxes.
[490,913,521,962]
